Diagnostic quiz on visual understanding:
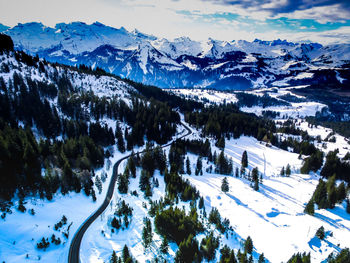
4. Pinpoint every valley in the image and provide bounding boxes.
[0,24,350,263]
